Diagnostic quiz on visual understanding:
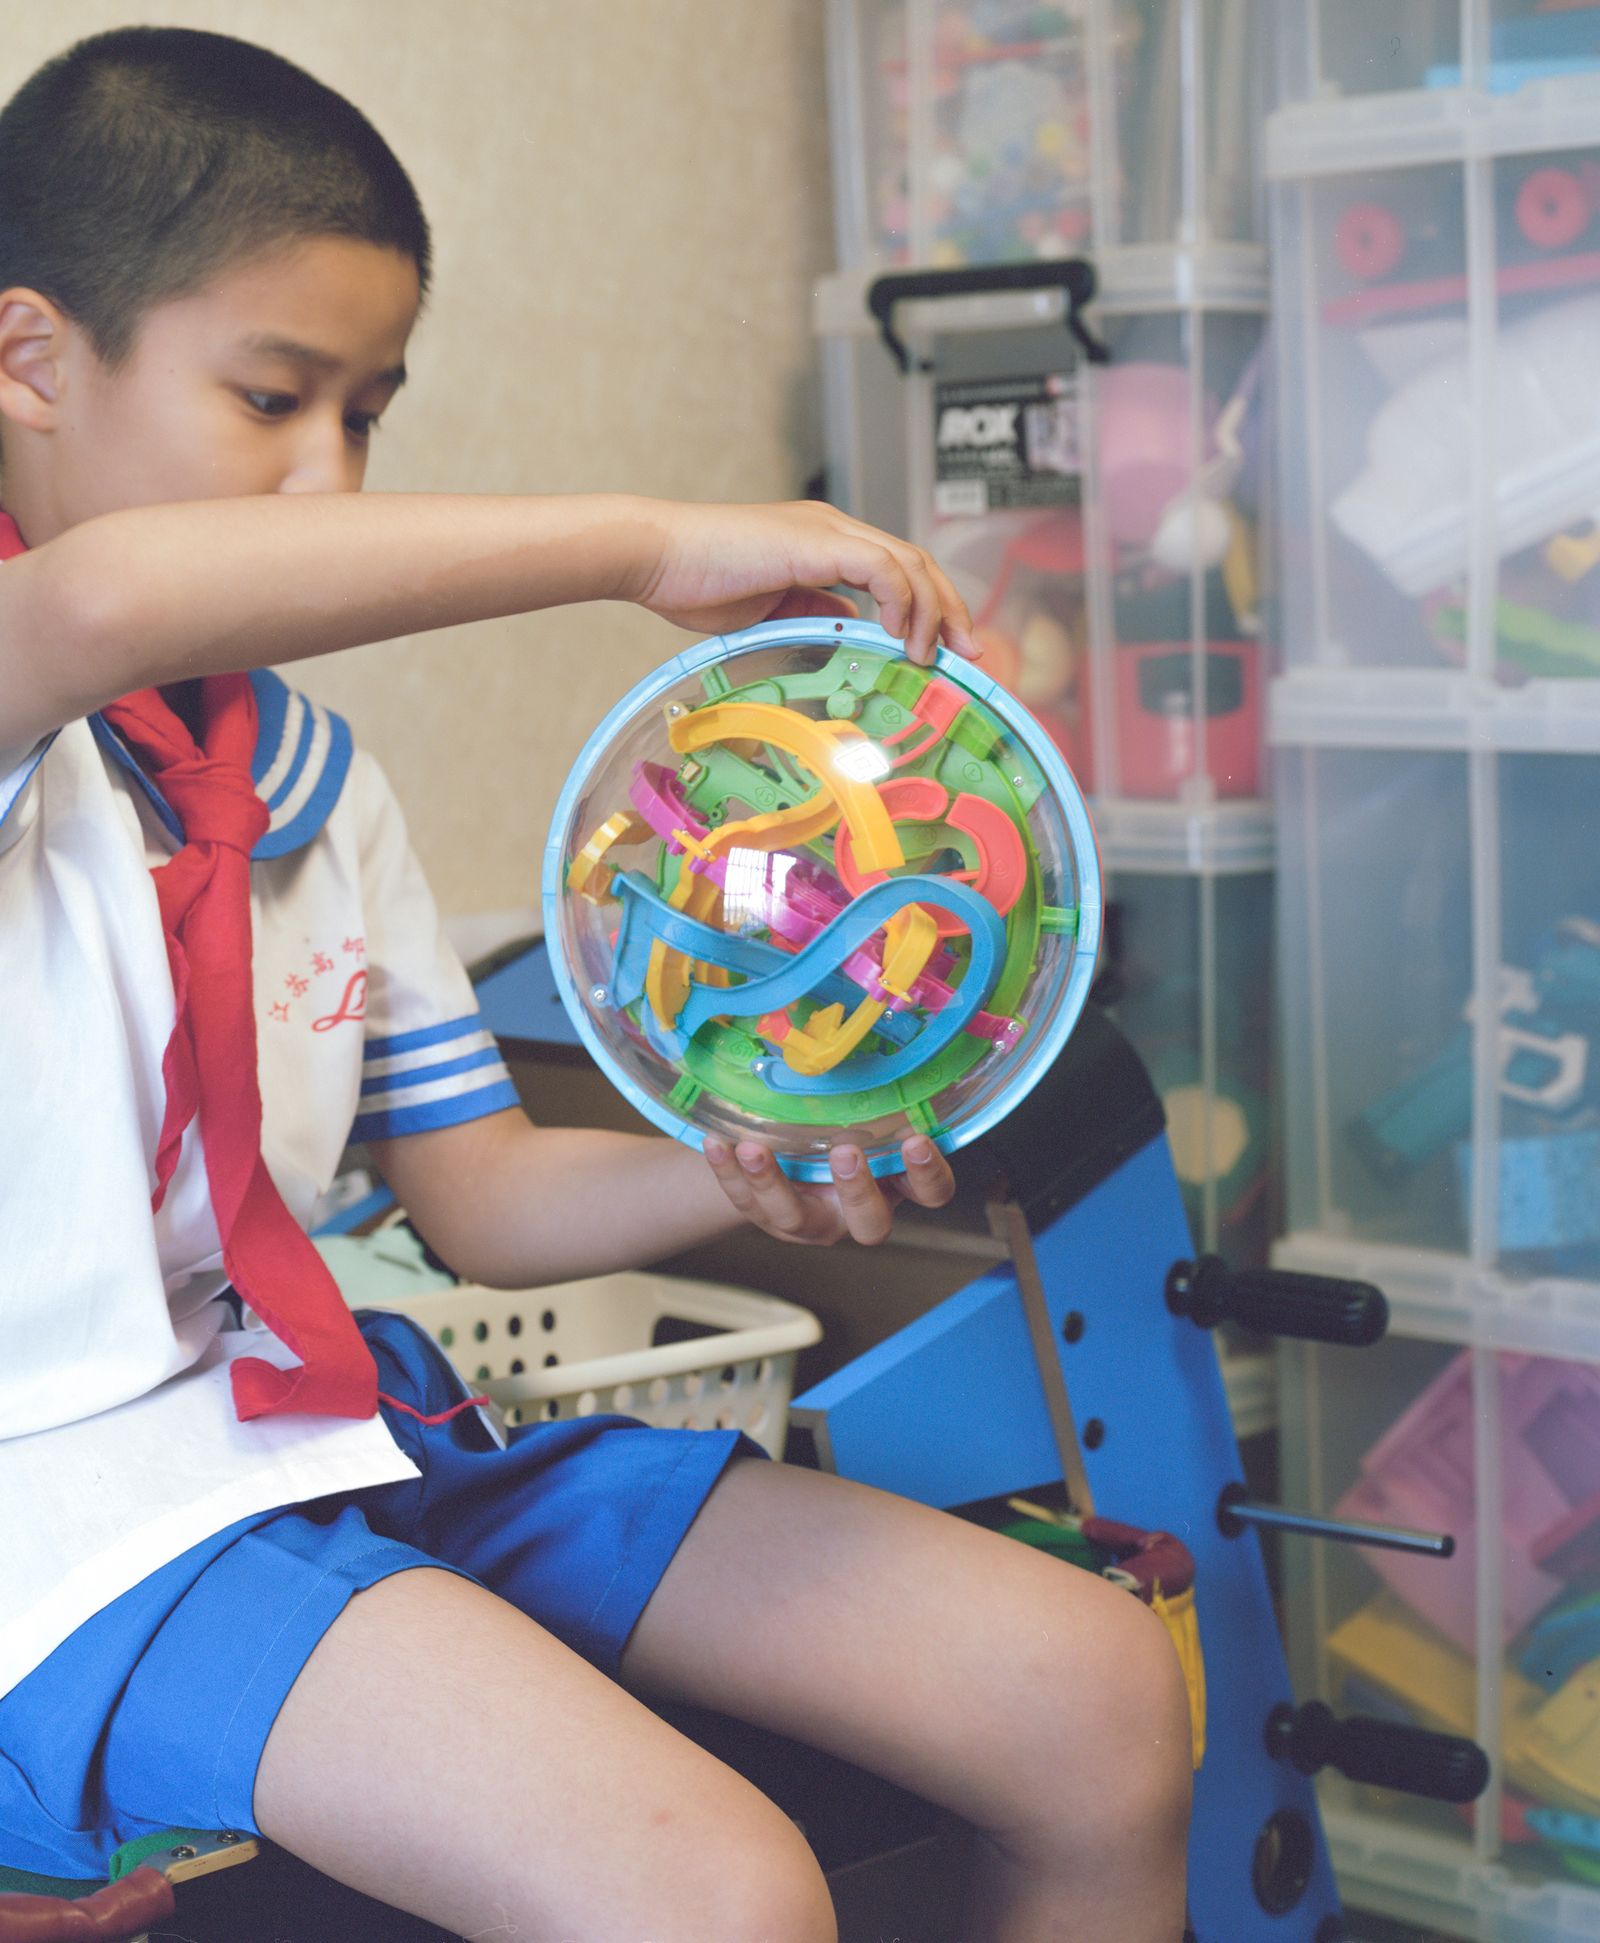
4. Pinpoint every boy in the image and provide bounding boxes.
[0,26,1191,1942]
